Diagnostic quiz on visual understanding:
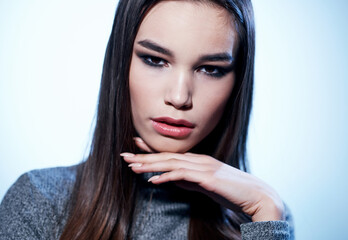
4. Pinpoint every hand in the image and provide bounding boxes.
[121,137,285,222]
